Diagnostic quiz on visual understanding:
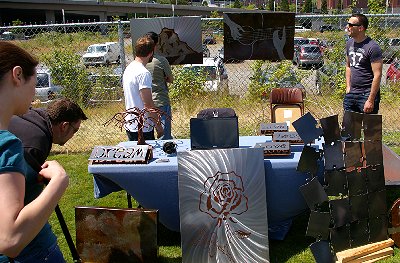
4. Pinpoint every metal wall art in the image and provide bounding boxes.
[177,148,269,262]
[75,206,158,263]
[294,111,387,261]
[131,16,203,65]
[223,12,295,61]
